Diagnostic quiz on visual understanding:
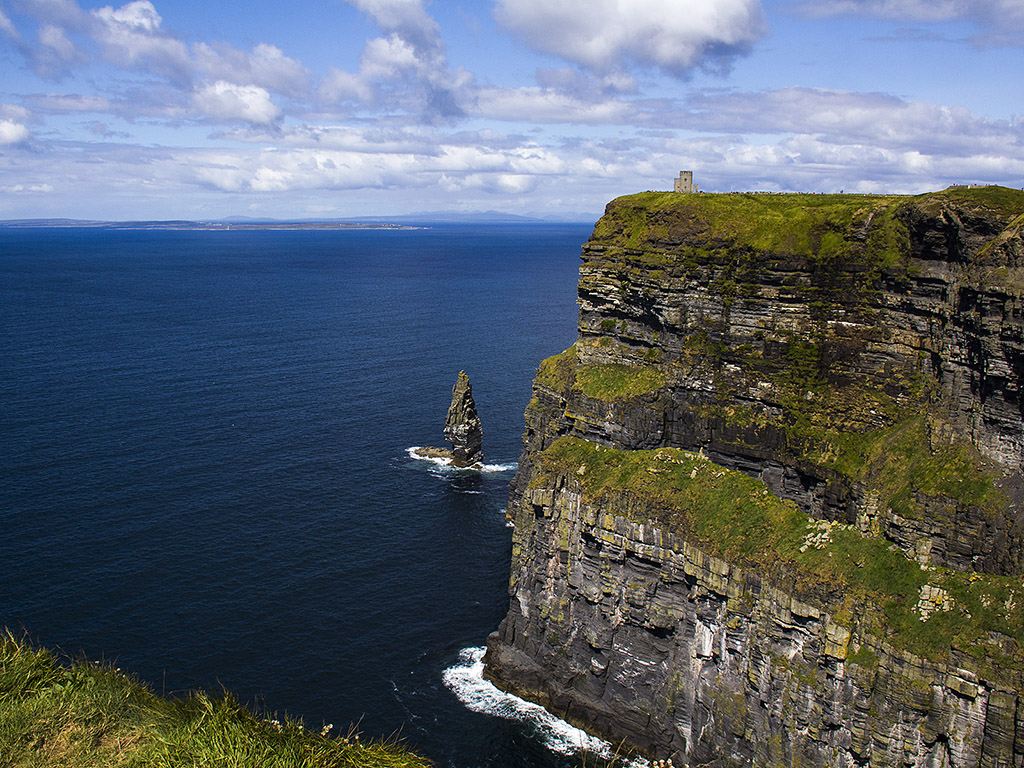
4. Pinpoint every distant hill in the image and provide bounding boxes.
[0,211,596,228]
